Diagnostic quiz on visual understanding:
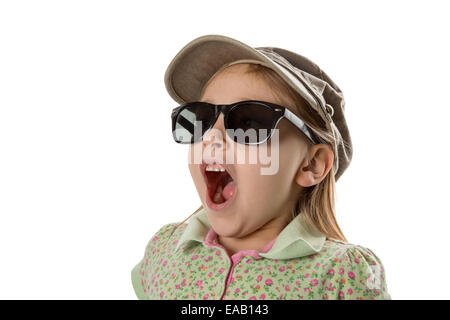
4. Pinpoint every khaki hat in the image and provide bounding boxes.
[164,34,352,181]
